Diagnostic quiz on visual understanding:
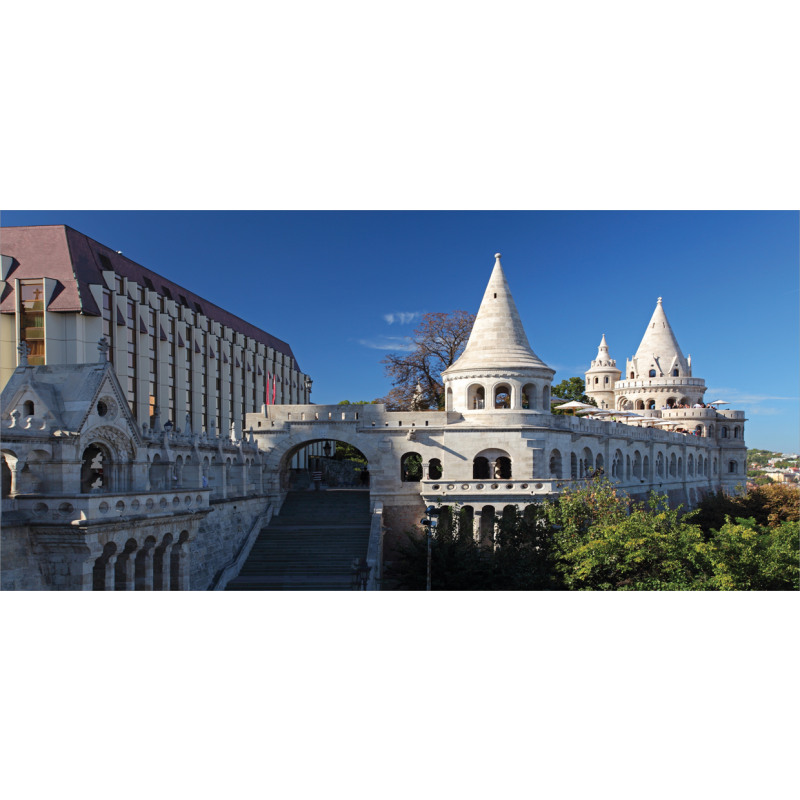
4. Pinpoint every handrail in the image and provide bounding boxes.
[209,502,274,590]
[365,501,384,591]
